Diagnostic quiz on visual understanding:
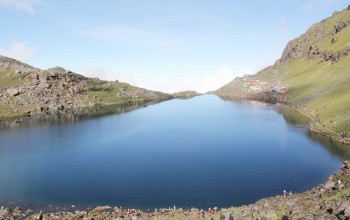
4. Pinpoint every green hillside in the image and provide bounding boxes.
[216,7,350,142]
